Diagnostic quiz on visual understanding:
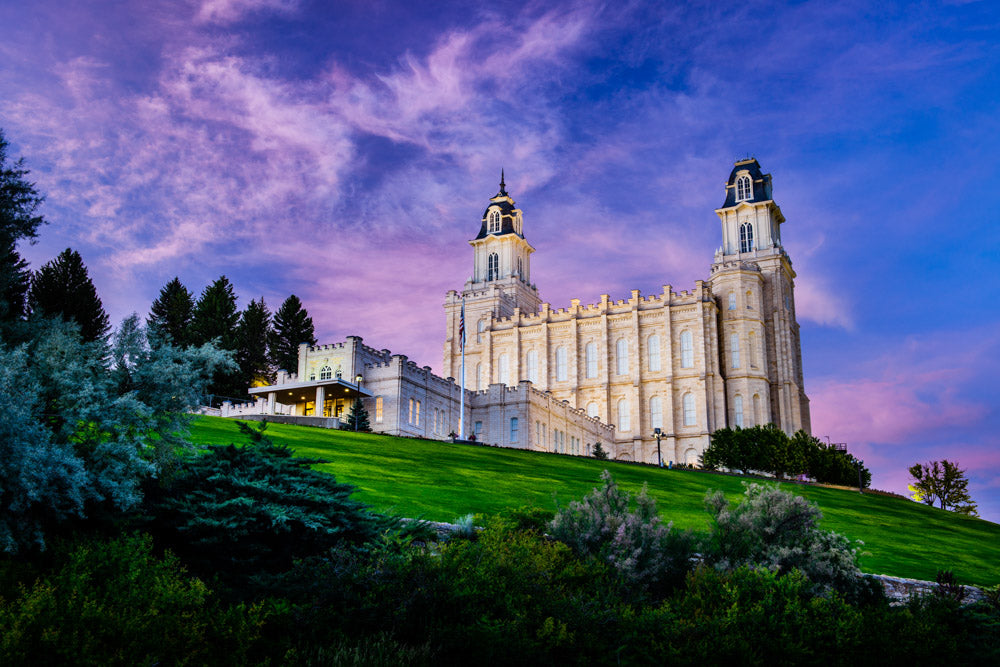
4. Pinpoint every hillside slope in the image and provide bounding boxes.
[189,416,1000,586]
